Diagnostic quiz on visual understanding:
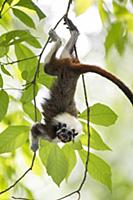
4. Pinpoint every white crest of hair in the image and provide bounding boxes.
[53,112,82,133]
